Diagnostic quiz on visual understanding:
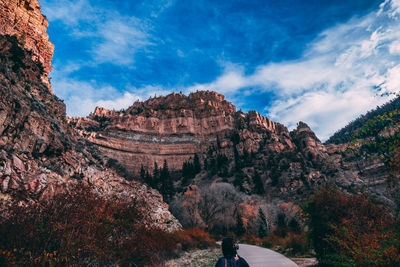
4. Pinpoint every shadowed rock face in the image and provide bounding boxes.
[71,91,286,175]
[0,35,180,231]
[75,91,397,203]
[72,92,336,200]
[0,0,54,90]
